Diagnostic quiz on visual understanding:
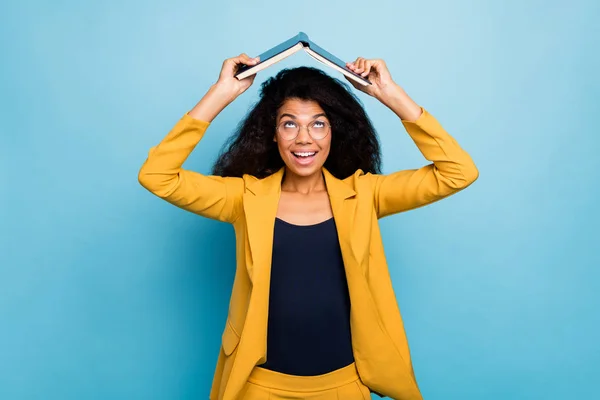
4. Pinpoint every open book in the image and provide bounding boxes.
[235,32,371,86]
